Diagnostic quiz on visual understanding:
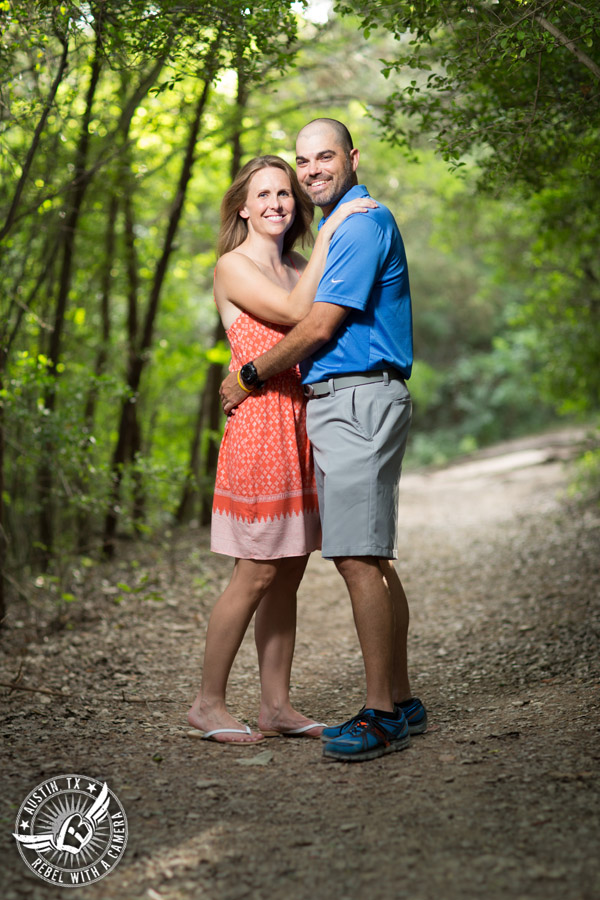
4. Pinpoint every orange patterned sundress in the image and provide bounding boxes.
[211,311,321,559]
